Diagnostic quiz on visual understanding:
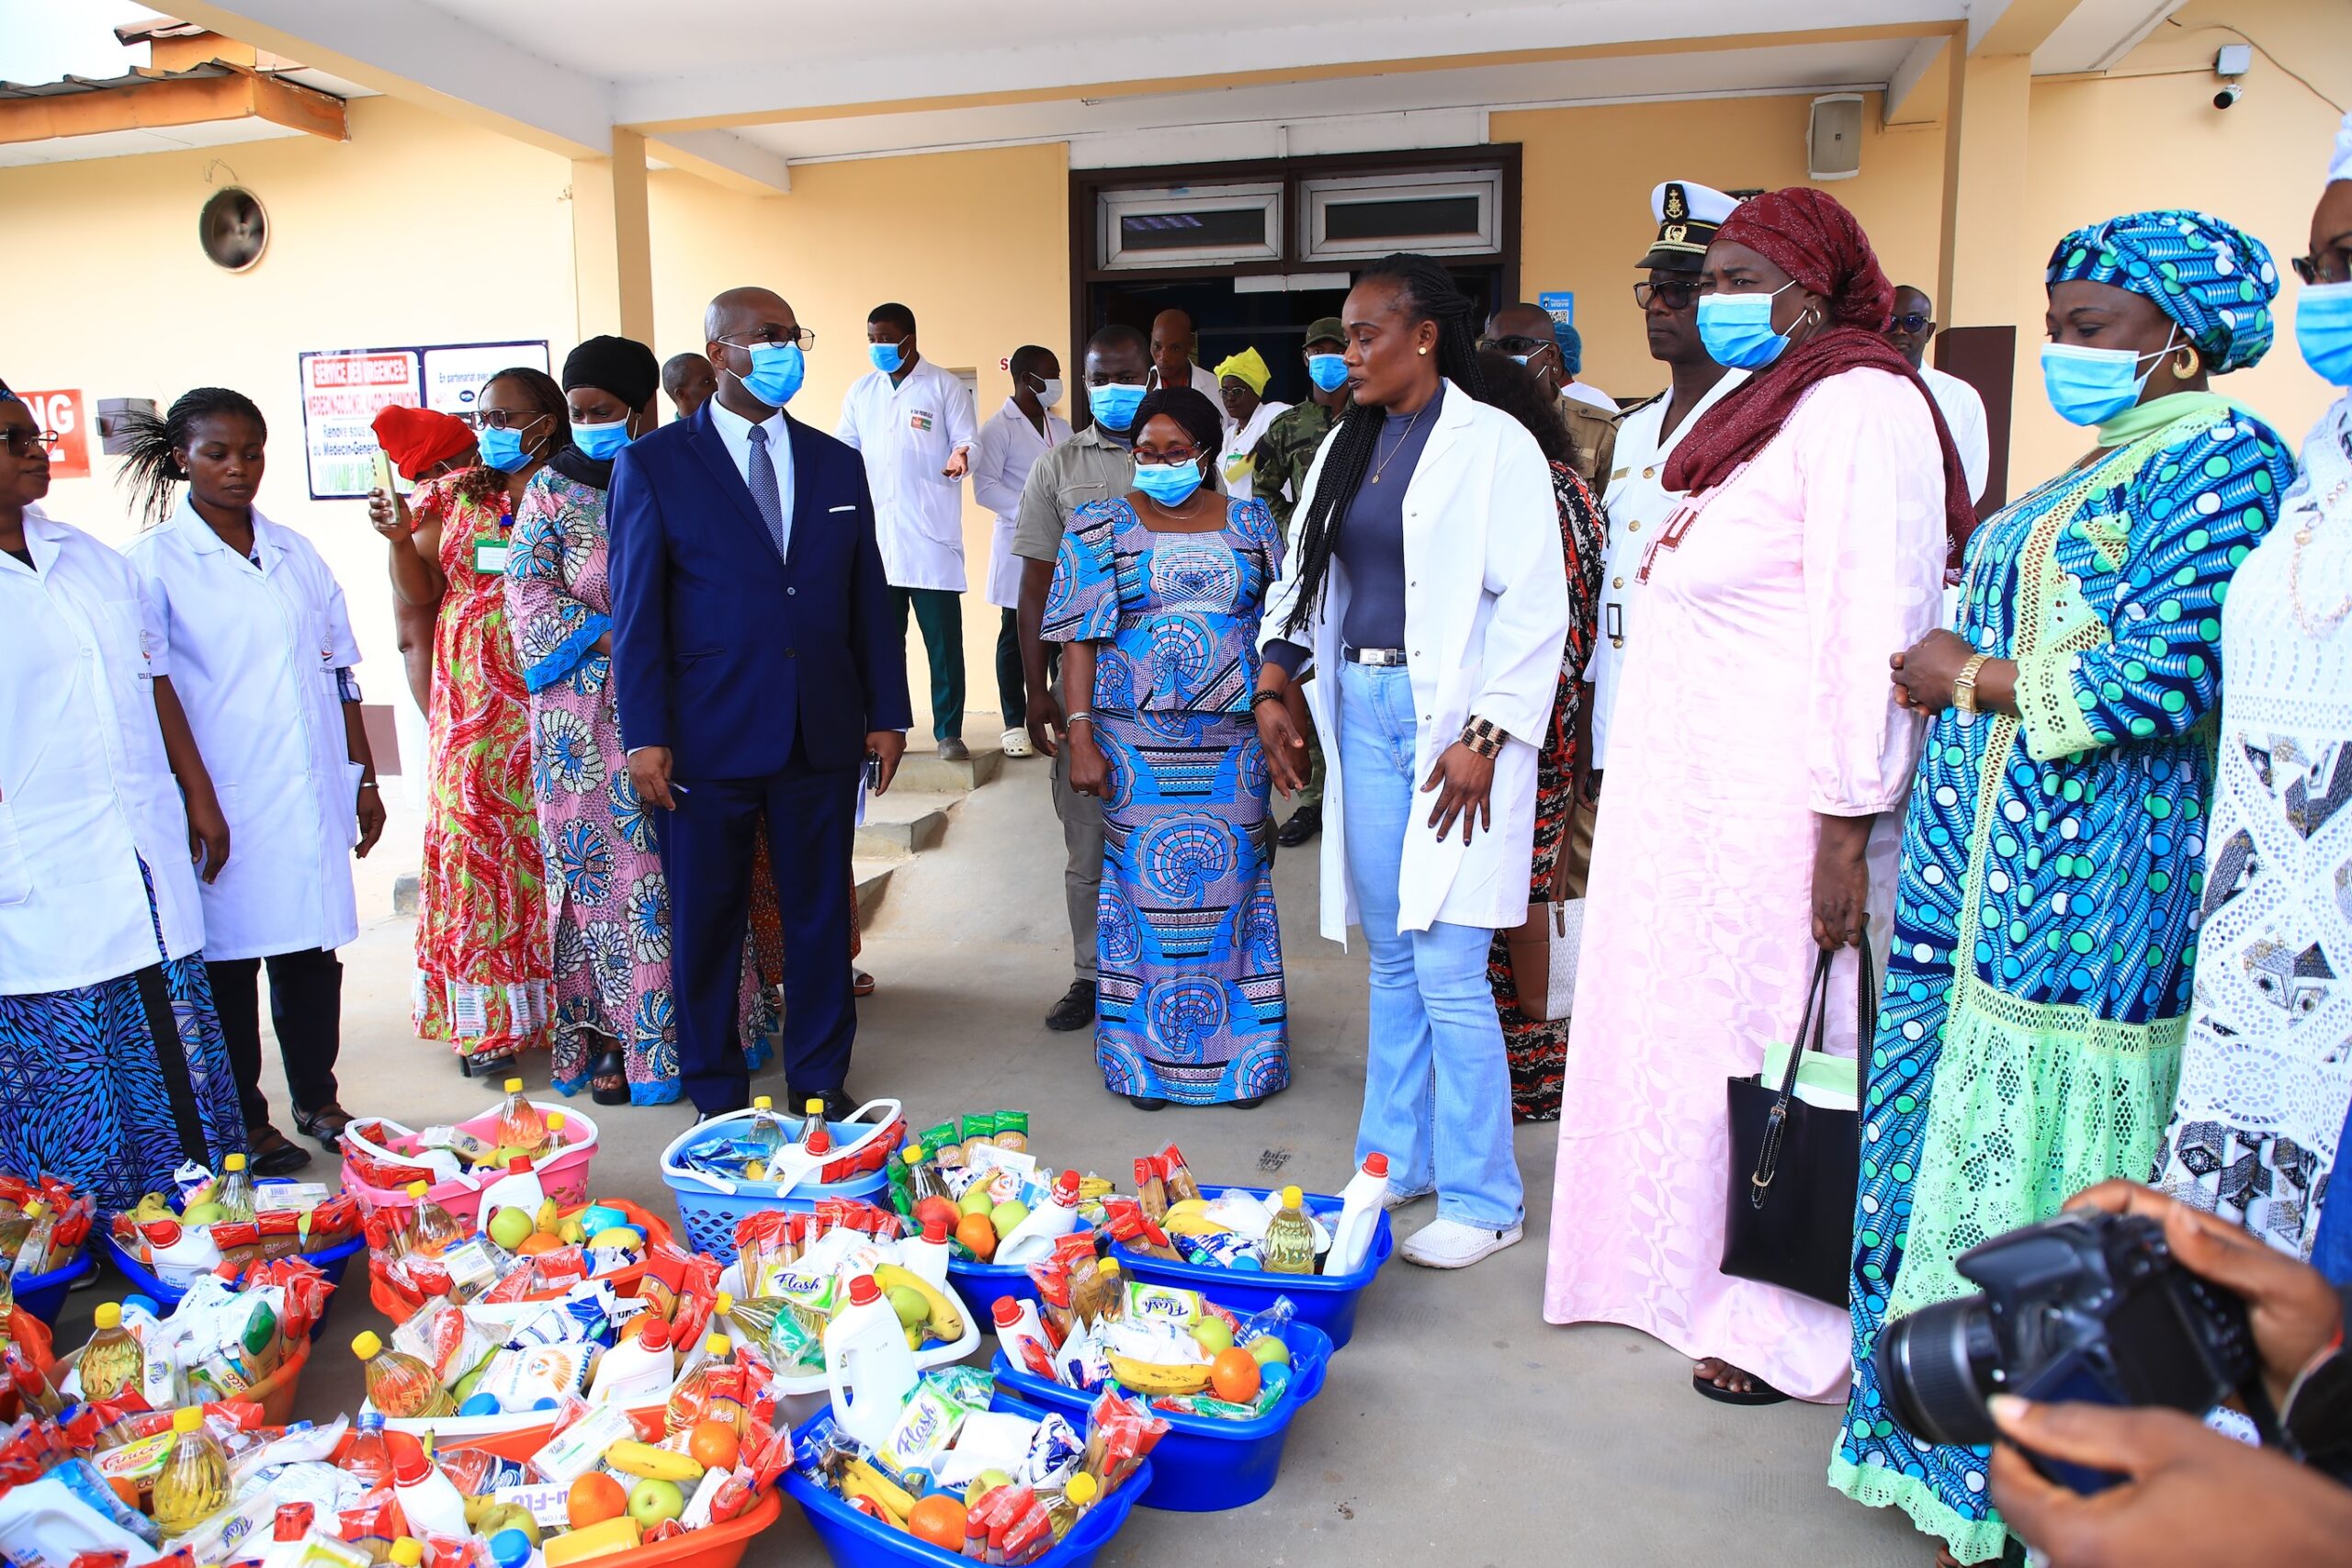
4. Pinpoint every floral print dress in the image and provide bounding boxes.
[413,471,553,1061]
[506,468,772,1104]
